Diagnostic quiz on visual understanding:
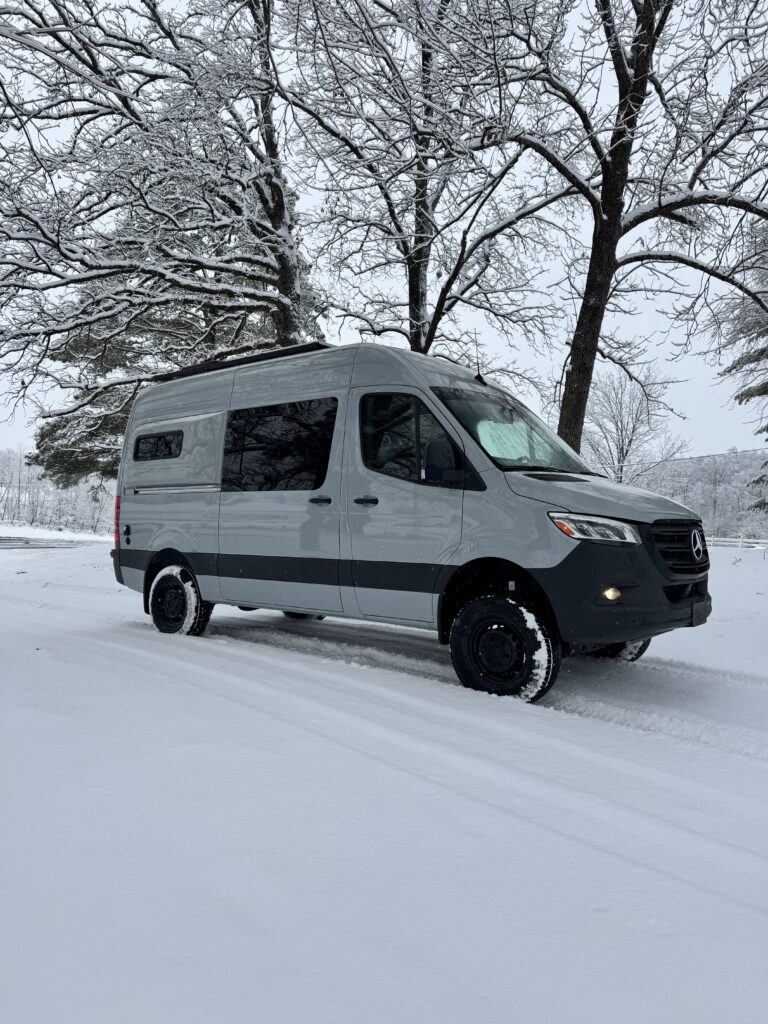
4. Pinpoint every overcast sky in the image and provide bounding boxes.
[0,341,763,459]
